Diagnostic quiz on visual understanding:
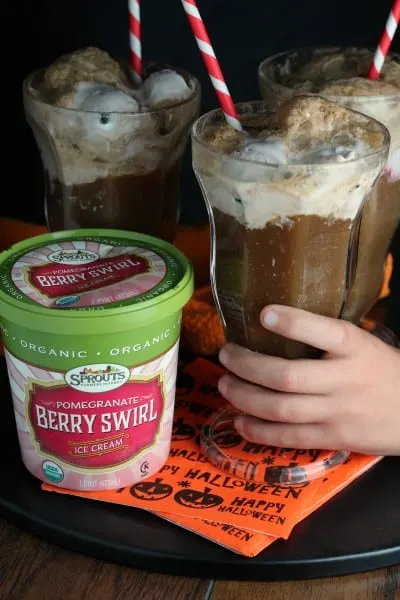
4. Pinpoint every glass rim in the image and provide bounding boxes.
[191,99,391,169]
[258,45,400,102]
[23,67,201,116]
